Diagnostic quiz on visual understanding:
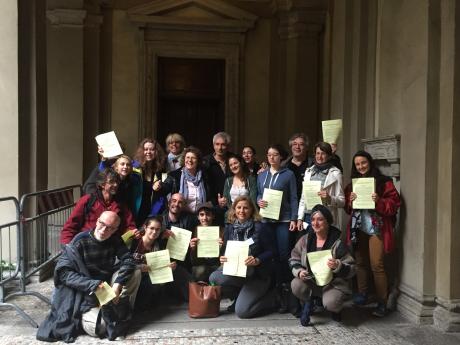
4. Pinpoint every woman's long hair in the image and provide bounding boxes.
[133,138,166,173]
[226,153,250,179]
[227,195,261,223]
[351,150,391,194]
